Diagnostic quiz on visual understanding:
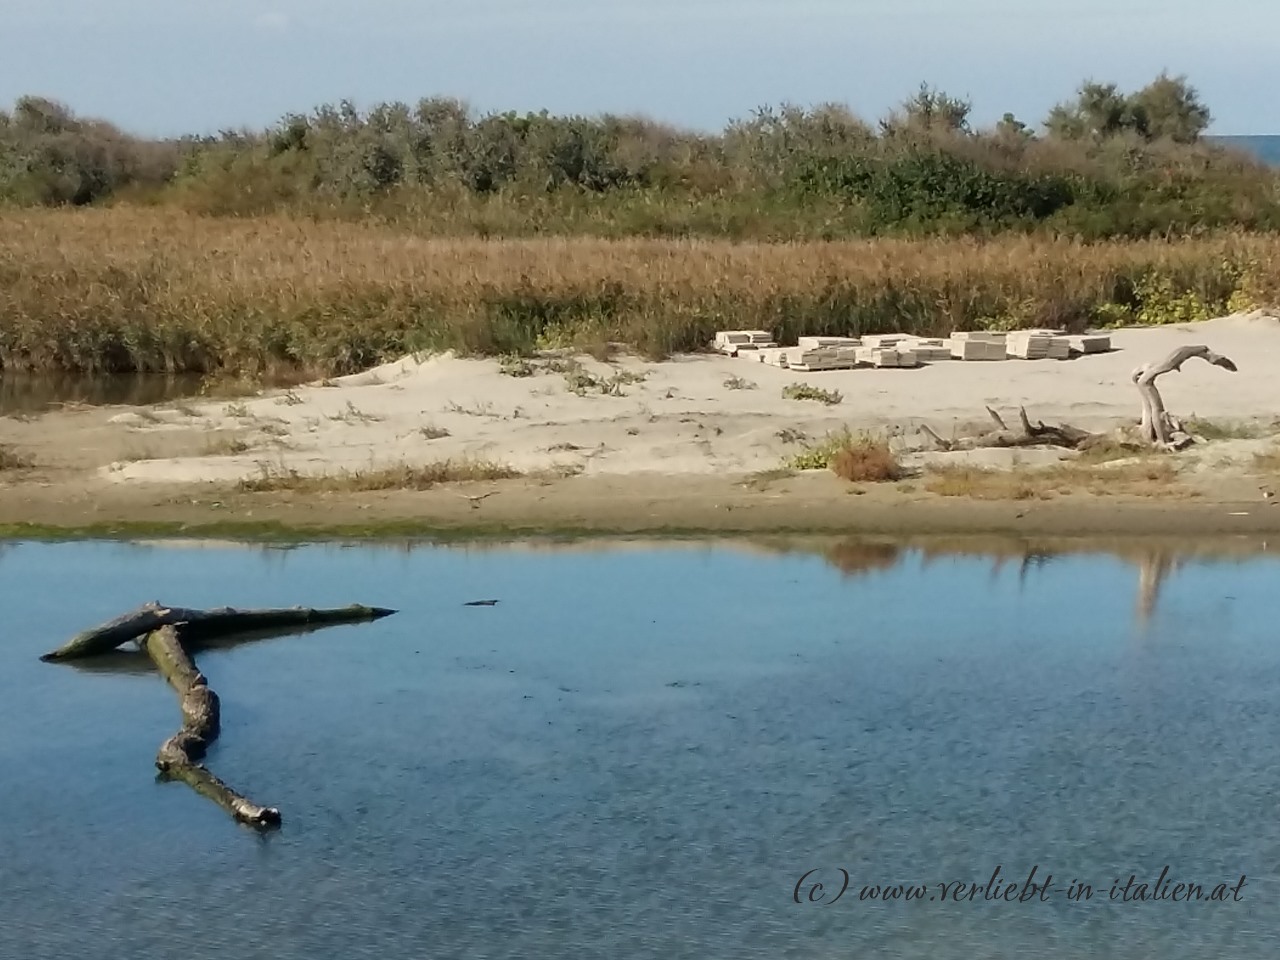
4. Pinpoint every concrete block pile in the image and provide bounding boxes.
[1072,334,1112,354]
[711,328,1114,369]
[949,331,1008,361]
[714,330,778,355]
[1007,330,1071,360]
